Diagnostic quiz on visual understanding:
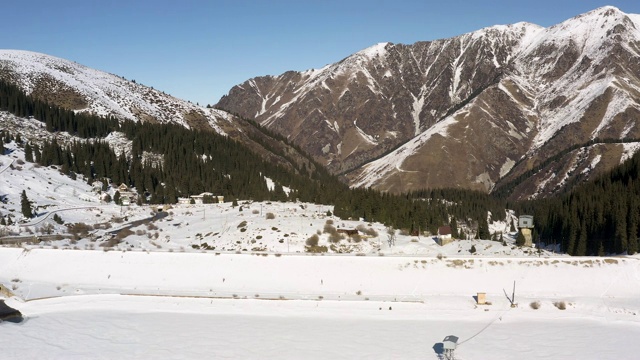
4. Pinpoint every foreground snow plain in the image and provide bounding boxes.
[2,141,640,358]
[1,248,639,359]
